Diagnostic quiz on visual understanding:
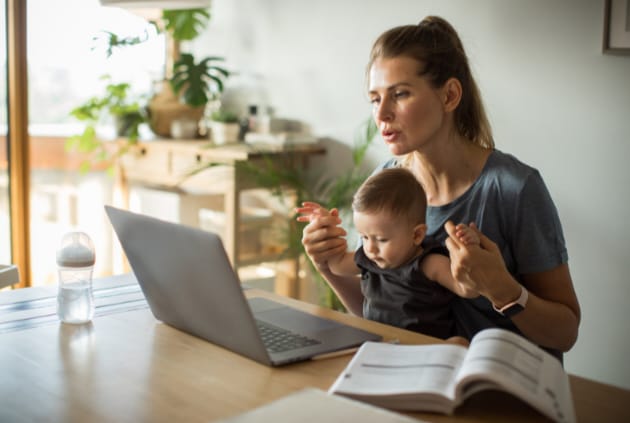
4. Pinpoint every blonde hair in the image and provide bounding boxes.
[367,16,494,149]
[352,168,426,224]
